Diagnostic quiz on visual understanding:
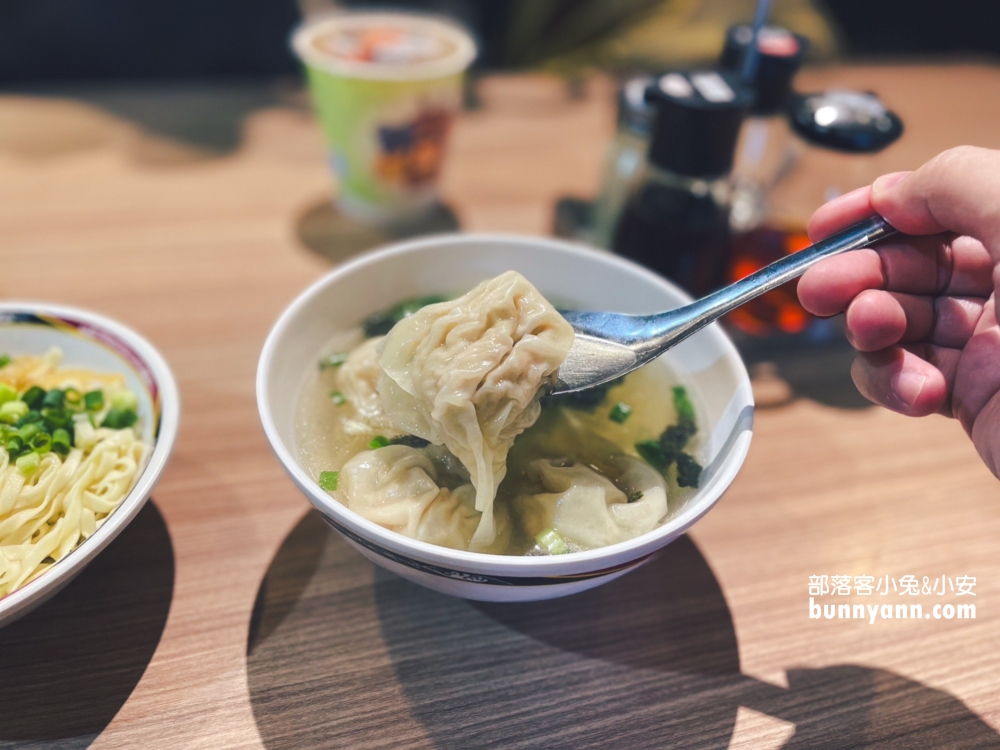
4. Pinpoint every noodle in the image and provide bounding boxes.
[0,349,148,597]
